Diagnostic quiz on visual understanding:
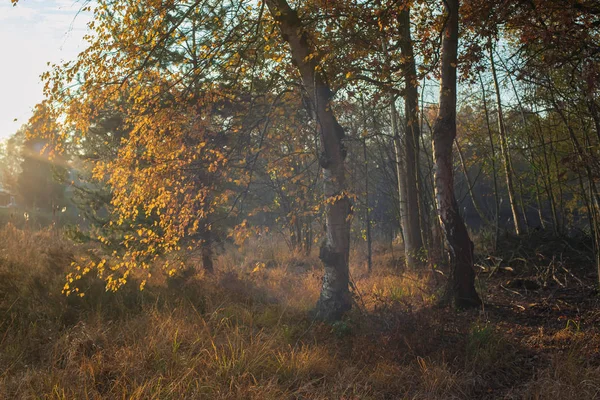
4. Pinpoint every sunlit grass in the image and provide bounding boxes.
[1,225,599,399]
